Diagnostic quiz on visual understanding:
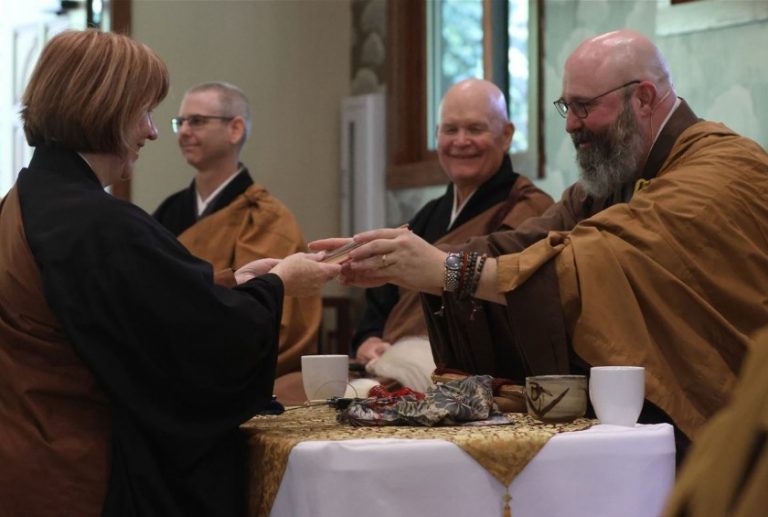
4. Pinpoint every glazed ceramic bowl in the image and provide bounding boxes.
[524,375,588,423]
